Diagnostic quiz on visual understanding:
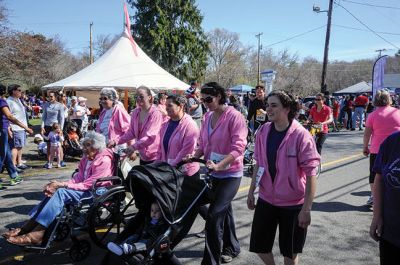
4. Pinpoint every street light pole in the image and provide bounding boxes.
[255,32,263,85]
[320,0,334,93]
